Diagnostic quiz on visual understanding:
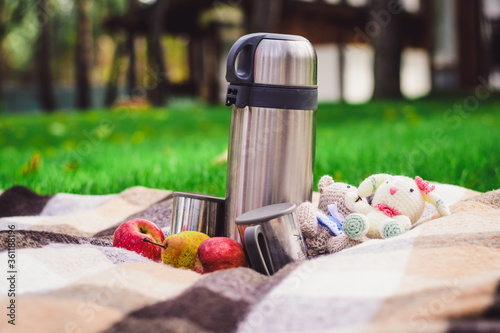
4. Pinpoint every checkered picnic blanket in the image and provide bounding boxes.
[0,183,499,332]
